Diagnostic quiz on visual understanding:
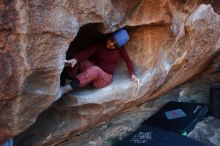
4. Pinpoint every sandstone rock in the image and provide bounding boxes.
[189,116,220,146]
[57,71,220,146]
[0,0,220,145]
